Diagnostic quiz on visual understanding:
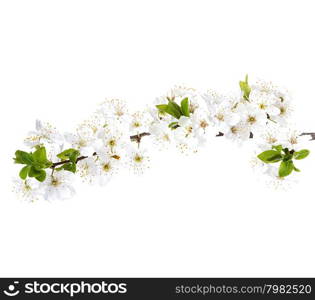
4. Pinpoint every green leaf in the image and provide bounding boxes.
[294,149,310,160]
[165,101,182,119]
[180,97,190,117]
[283,153,293,162]
[272,145,283,152]
[57,162,77,173]
[239,74,251,101]
[293,165,301,172]
[28,166,43,178]
[69,152,80,164]
[156,99,190,119]
[57,149,80,162]
[14,150,33,165]
[257,150,283,163]
[156,104,168,113]
[19,166,31,180]
[57,149,73,160]
[279,160,294,177]
[35,170,46,182]
[61,163,76,173]
[32,146,47,163]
